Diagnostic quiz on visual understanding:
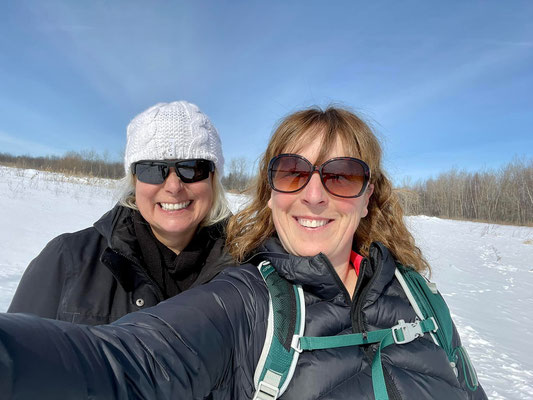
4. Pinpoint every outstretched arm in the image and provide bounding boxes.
[0,275,257,400]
